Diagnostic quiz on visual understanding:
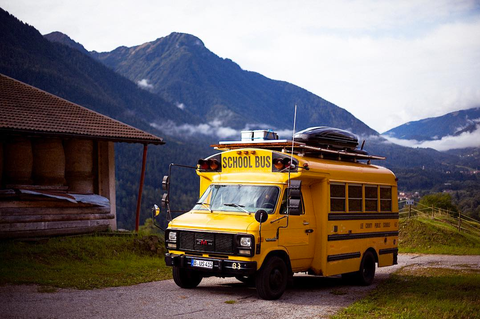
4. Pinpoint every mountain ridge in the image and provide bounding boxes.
[44,31,90,56]
[383,107,480,141]
[87,32,379,137]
